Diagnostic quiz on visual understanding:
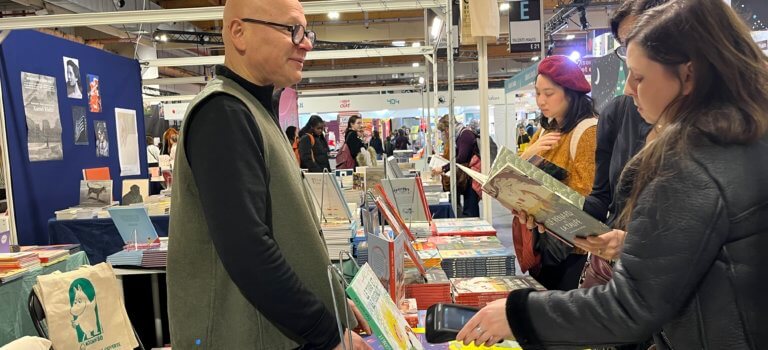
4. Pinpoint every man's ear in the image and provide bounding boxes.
[227,20,247,52]
[680,62,695,96]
